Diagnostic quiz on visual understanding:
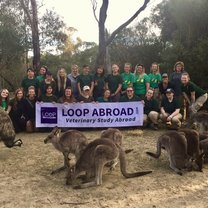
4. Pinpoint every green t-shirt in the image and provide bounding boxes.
[105,74,123,93]
[77,74,93,89]
[36,75,45,82]
[119,94,141,102]
[1,100,7,110]
[148,73,162,89]
[133,73,150,96]
[121,72,135,90]
[181,81,206,98]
